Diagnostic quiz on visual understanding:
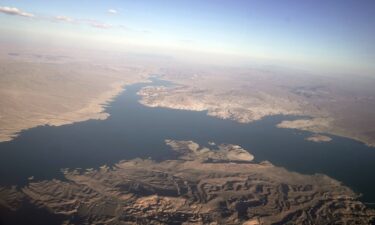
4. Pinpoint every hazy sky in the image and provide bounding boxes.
[0,0,374,75]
